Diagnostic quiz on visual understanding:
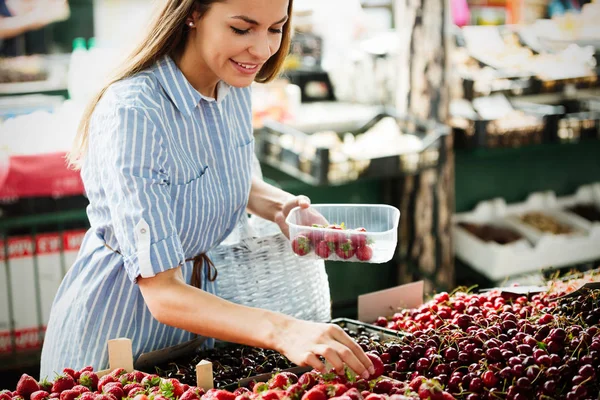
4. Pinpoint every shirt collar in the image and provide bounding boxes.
[152,55,231,116]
